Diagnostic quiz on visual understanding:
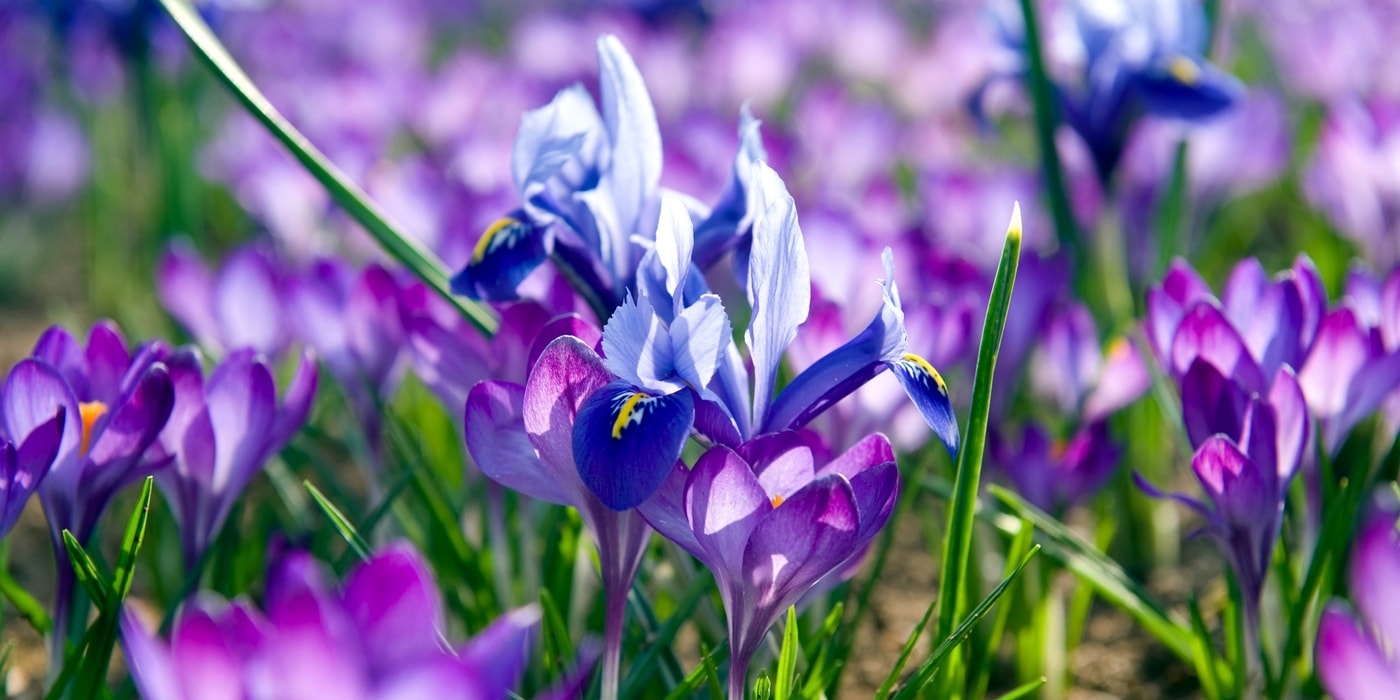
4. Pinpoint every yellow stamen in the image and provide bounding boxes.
[1051,438,1068,462]
[1167,56,1200,85]
[79,401,108,456]
[770,494,785,508]
[472,217,519,263]
[611,393,648,439]
[1106,336,1131,361]
[902,353,949,395]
